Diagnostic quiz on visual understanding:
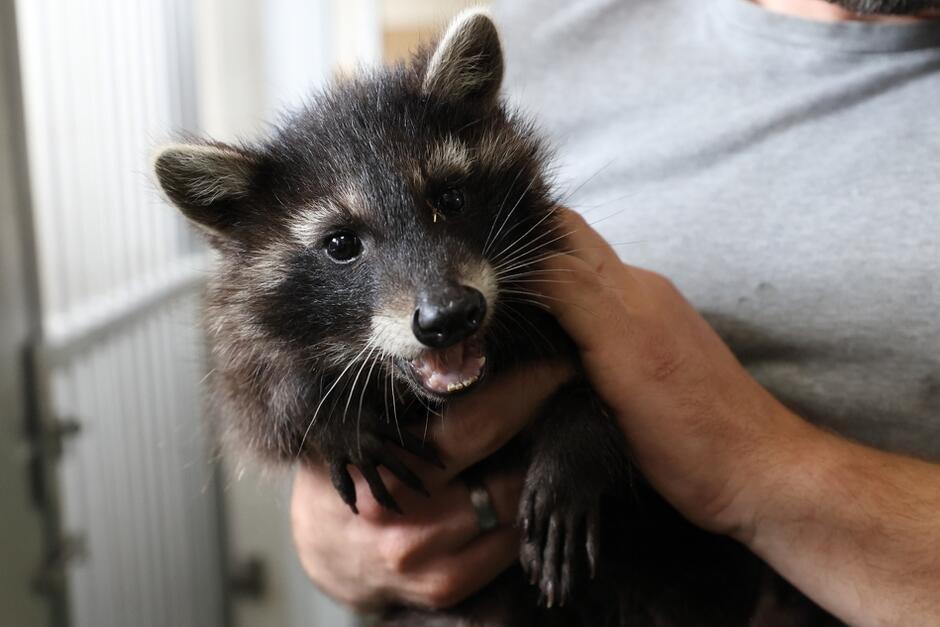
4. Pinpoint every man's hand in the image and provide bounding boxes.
[538,208,807,534]
[291,363,571,611]
[540,208,940,627]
